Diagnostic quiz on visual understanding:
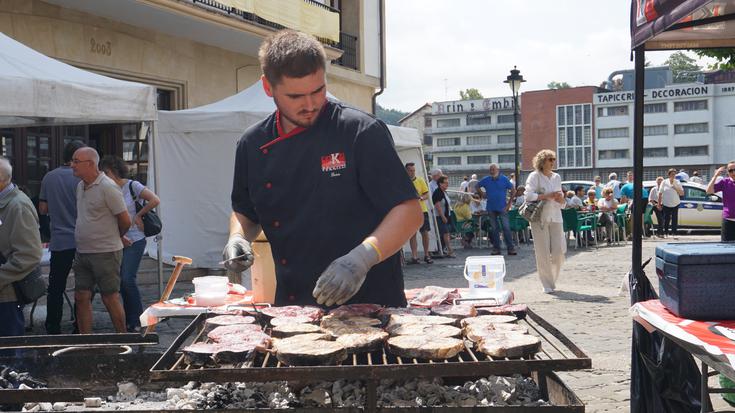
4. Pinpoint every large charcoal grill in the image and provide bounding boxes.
[151,307,590,412]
